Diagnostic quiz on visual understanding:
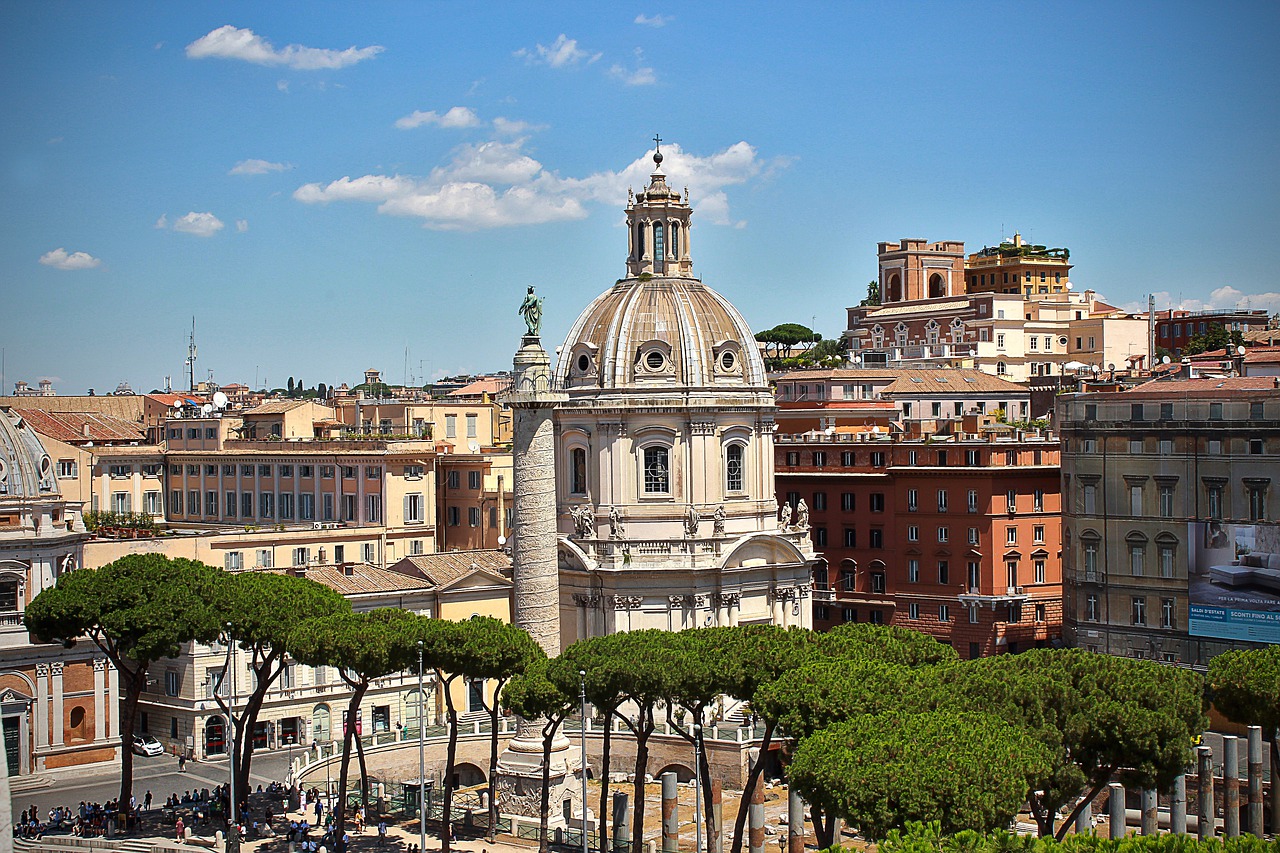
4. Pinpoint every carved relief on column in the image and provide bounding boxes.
[572,593,601,609]
[51,661,65,744]
[92,658,107,741]
[668,594,689,608]
[690,421,717,436]
[93,659,106,672]
[612,595,643,611]
[51,662,64,675]
[713,592,741,609]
